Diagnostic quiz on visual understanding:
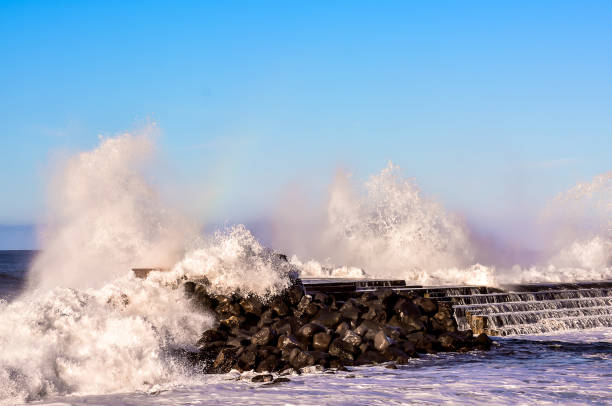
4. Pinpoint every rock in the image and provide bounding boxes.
[340,302,361,322]
[431,315,457,333]
[200,340,226,350]
[335,321,350,336]
[406,332,437,353]
[300,364,325,374]
[256,355,280,372]
[251,374,274,383]
[375,289,401,311]
[373,330,392,352]
[198,329,227,345]
[297,322,325,339]
[357,350,387,364]
[270,297,290,317]
[314,310,342,329]
[277,334,304,351]
[313,292,330,305]
[284,284,304,306]
[382,346,411,364]
[394,298,421,318]
[258,345,280,357]
[220,315,245,331]
[399,340,418,356]
[359,292,377,304]
[297,296,320,318]
[386,363,398,369]
[269,377,291,384]
[475,333,492,350]
[183,281,196,295]
[312,332,332,351]
[257,309,275,327]
[290,350,317,369]
[240,296,264,316]
[237,349,257,371]
[212,348,237,373]
[251,326,276,346]
[328,338,357,361]
[362,303,386,323]
[413,297,438,316]
[359,342,369,353]
[216,298,242,318]
[395,311,426,333]
[341,330,363,348]
[271,320,293,337]
[329,359,346,369]
[192,285,216,310]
